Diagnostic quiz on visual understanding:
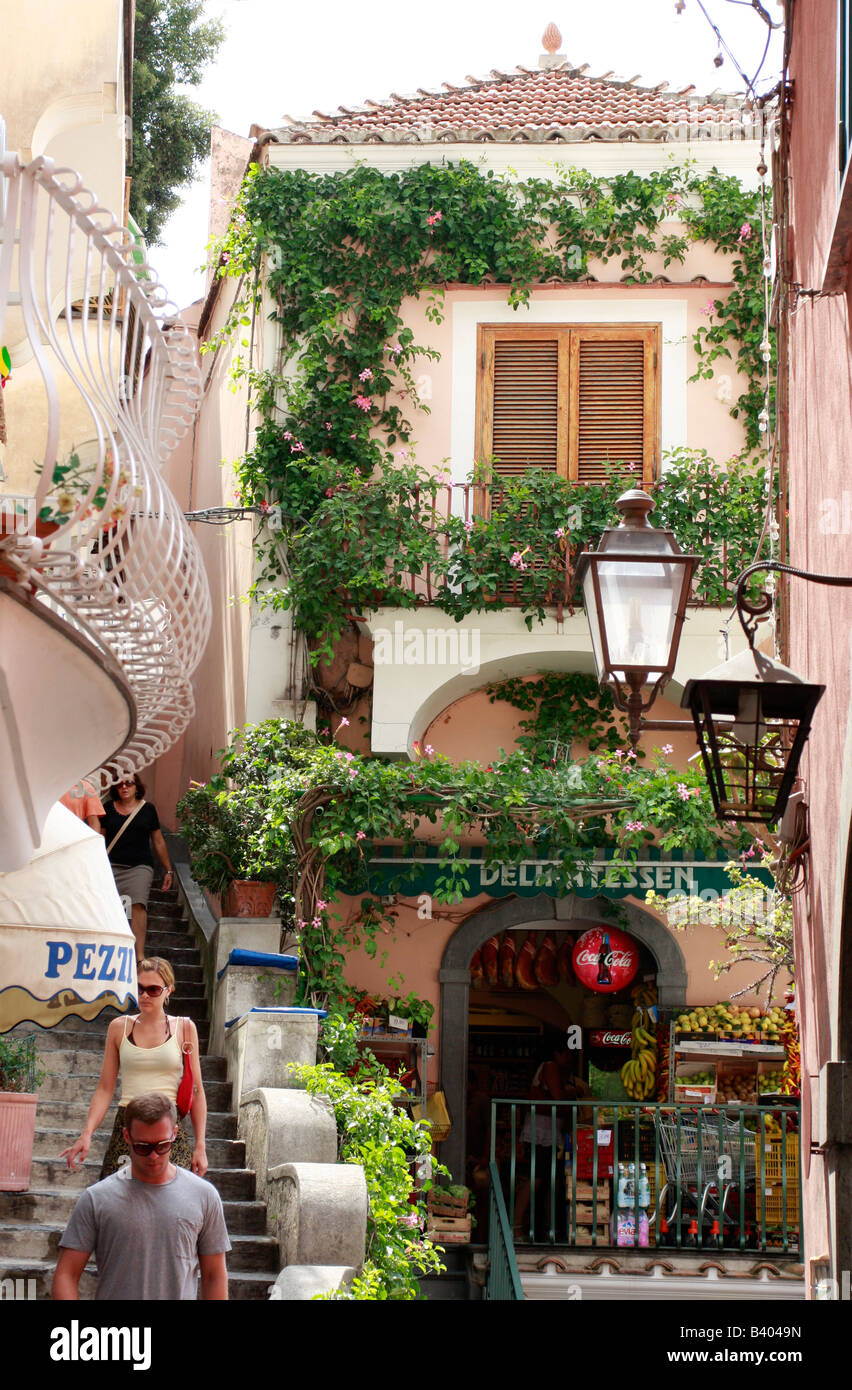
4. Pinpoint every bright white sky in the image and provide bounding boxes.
[151,0,785,308]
